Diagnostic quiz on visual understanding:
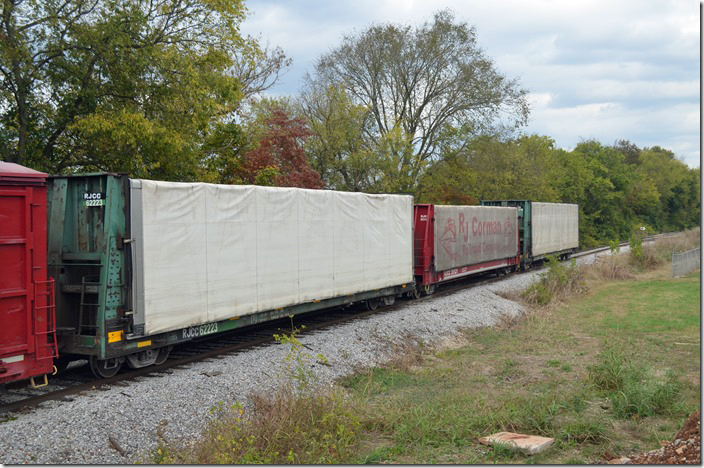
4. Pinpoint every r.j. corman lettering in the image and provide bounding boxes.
[456,213,503,241]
